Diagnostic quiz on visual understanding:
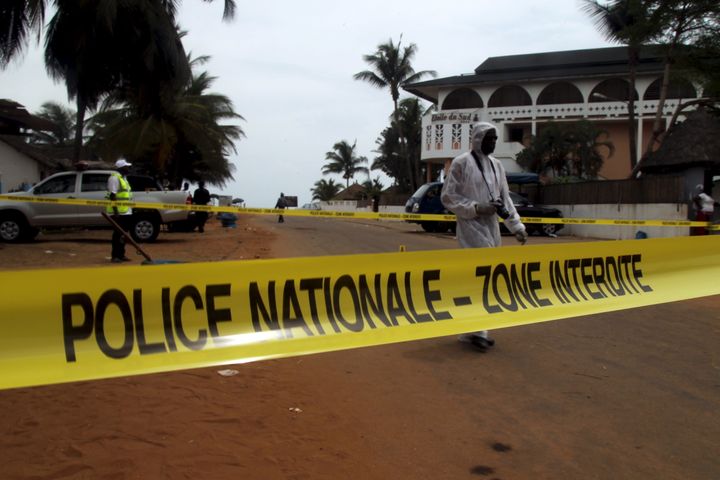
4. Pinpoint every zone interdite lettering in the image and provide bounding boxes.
[473,254,652,314]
